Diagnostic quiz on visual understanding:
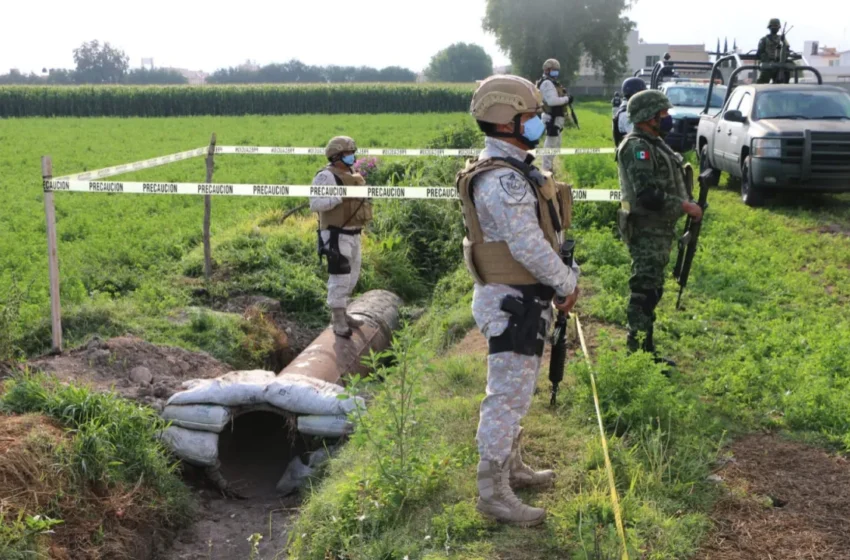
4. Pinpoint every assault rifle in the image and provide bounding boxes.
[549,239,576,406]
[568,96,580,130]
[672,168,719,309]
